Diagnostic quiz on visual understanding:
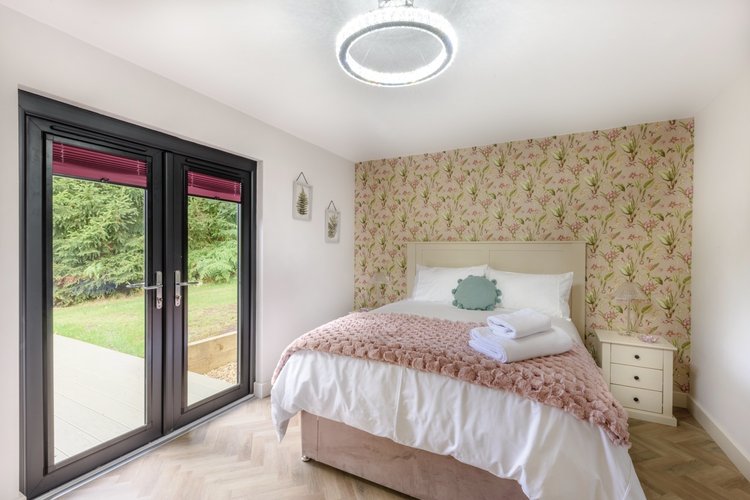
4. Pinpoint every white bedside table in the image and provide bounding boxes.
[595,329,677,426]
